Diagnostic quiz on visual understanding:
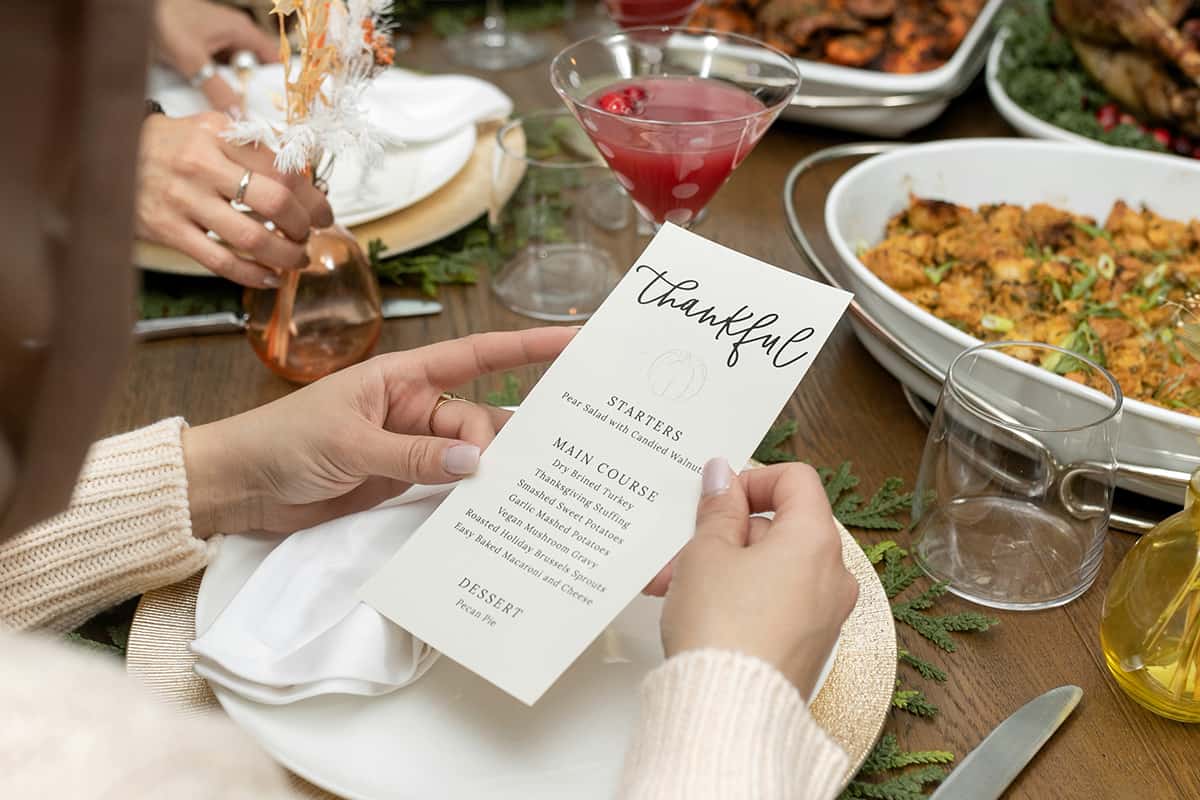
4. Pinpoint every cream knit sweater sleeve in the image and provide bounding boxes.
[0,419,849,799]
[0,417,206,632]
[622,649,848,799]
